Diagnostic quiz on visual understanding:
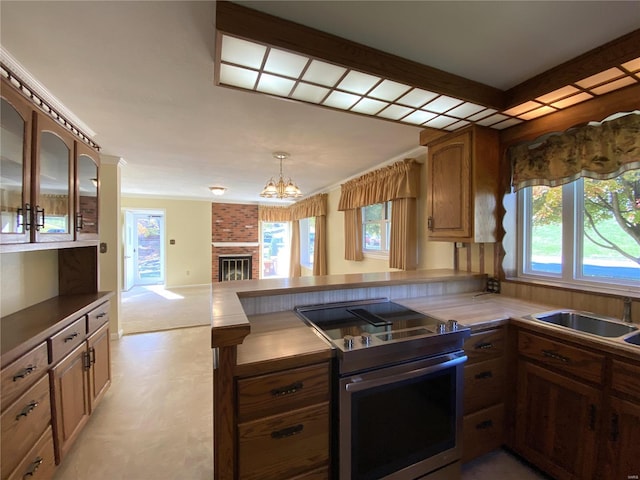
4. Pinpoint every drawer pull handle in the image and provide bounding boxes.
[13,365,37,381]
[23,457,43,478]
[271,381,303,397]
[64,332,79,343]
[271,424,304,439]
[476,420,493,430]
[542,349,570,363]
[96,312,107,318]
[611,413,619,442]
[475,371,493,380]
[16,401,39,420]
[475,342,493,350]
